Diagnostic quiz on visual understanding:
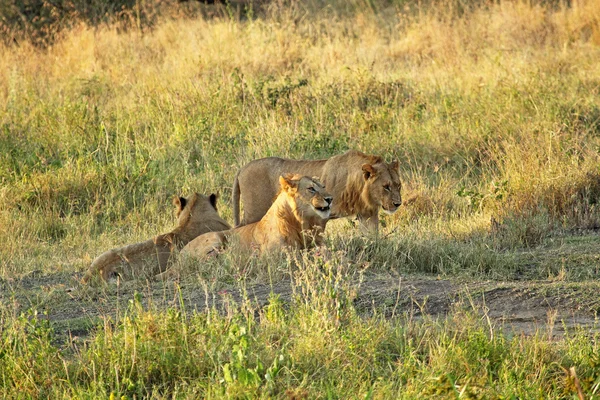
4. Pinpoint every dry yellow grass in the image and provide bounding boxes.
[0,0,599,273]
